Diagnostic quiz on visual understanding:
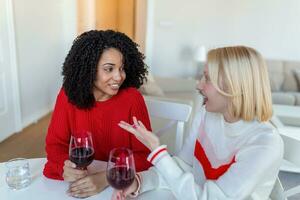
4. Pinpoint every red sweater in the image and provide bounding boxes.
[43,87,152,180]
